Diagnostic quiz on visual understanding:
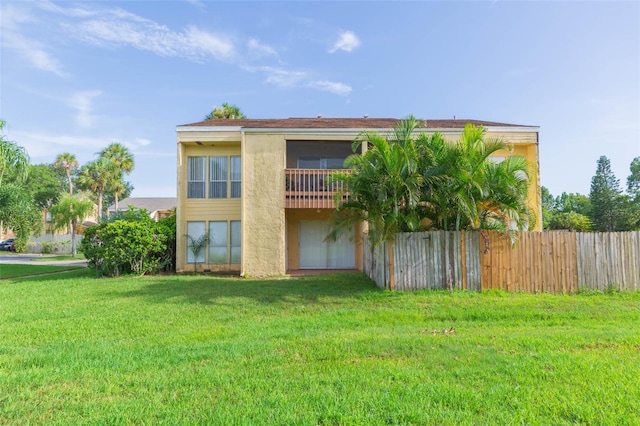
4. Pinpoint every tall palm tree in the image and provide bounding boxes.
[204,102,246,120]
[49,192,96,256]
[100,143,134,175]
[107,177,127,214]
[100,143,134,212]
[77,157,117,220]
[330,116,426,289]
[53,152,78,194]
